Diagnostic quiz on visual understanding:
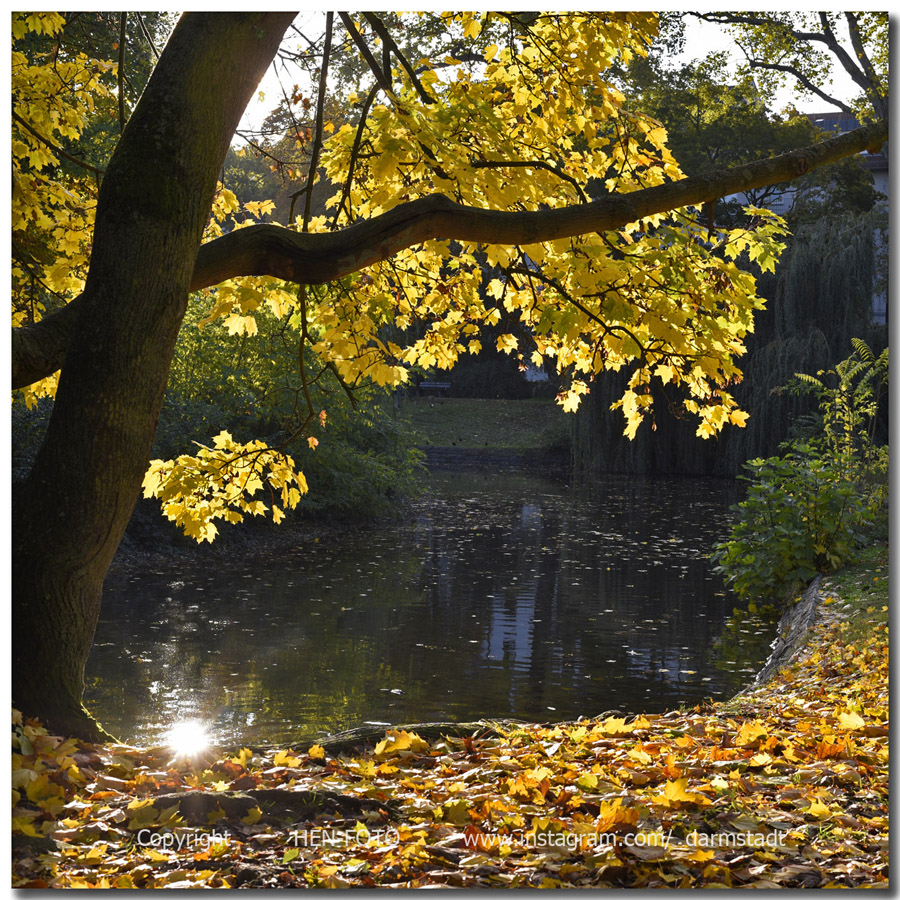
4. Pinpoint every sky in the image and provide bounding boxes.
[680,15,861,115]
